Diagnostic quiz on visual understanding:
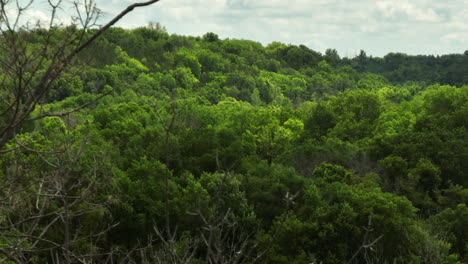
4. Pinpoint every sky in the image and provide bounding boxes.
[9,0,468,57]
